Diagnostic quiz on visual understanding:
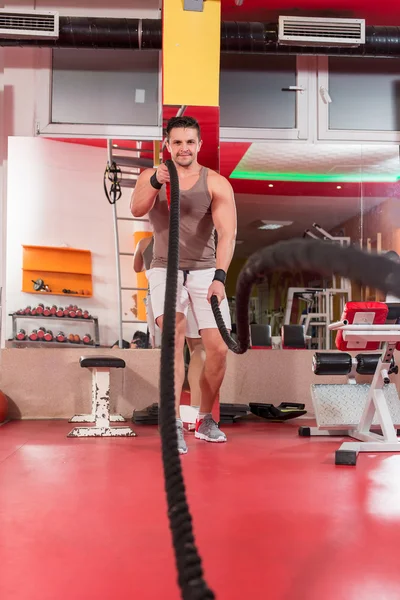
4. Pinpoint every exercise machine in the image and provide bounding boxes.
[299,301,400,465]
[284,224,353,349]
